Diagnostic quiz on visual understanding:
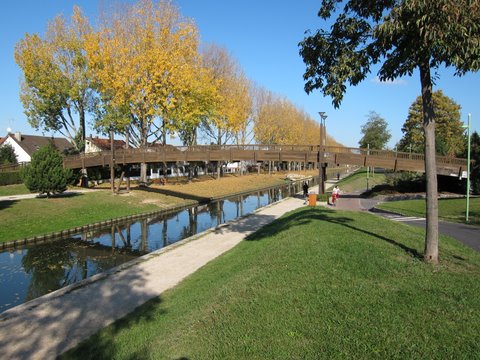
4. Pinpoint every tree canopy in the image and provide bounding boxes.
[358,111,391,150]
[299,0,480,263]
[15,6,93,150]
[398,90,465,156]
